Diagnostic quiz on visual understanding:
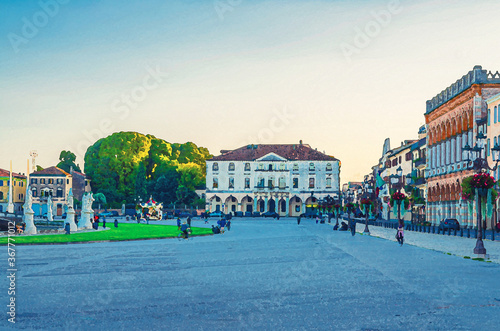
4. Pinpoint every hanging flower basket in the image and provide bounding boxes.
[360,199,374,213]
[344,202,355,212]
[390,192,409,210]
[391,192,406,201]
[462,173,497,200]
